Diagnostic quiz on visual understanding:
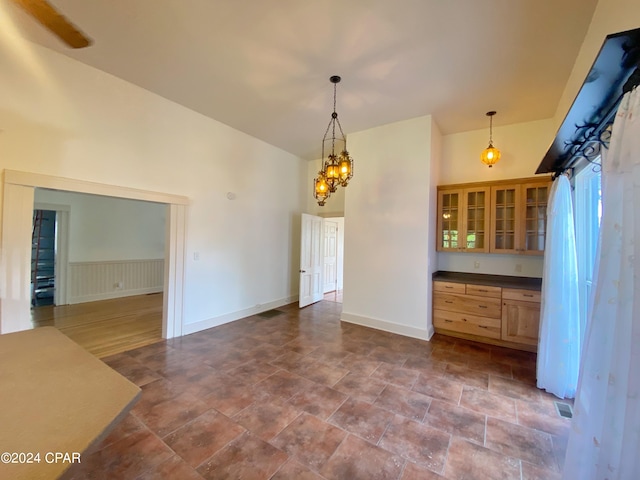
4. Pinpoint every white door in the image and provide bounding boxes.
[299,214,324,308]
[323,220,338,293]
